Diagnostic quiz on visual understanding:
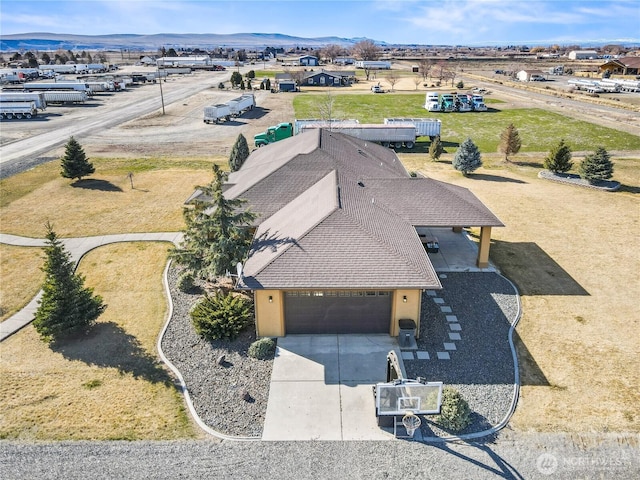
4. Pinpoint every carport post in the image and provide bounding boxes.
[477,226,492,268]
